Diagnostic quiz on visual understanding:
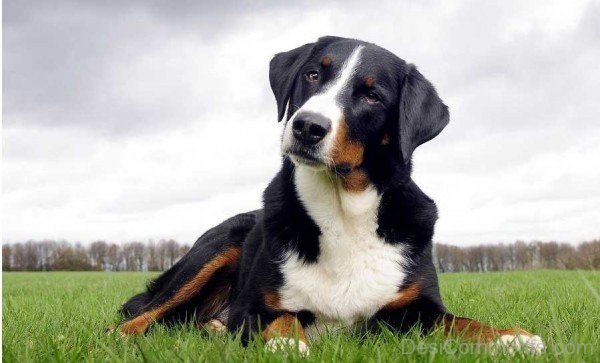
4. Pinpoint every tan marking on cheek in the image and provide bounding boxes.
[340,169,370,192]
[321,56,331,68]
[262,314,307,344]
[365,76,375,87]
[264,290,282,310]
[382,282,421,310]
[330,119,364,169]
